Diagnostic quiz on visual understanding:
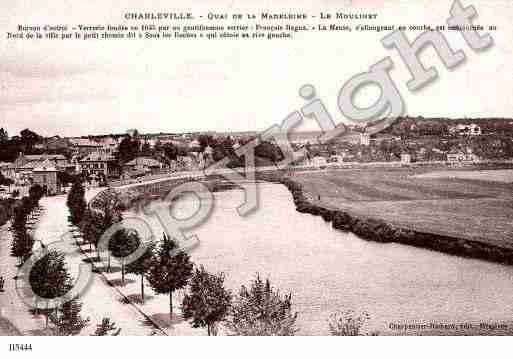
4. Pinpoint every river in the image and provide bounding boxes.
[134,182,513,335]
